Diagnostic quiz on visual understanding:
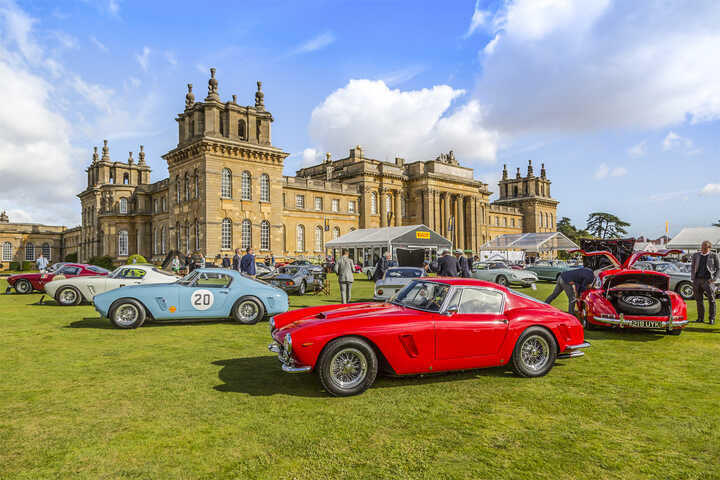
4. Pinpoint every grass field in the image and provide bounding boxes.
[1,275,719,479]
